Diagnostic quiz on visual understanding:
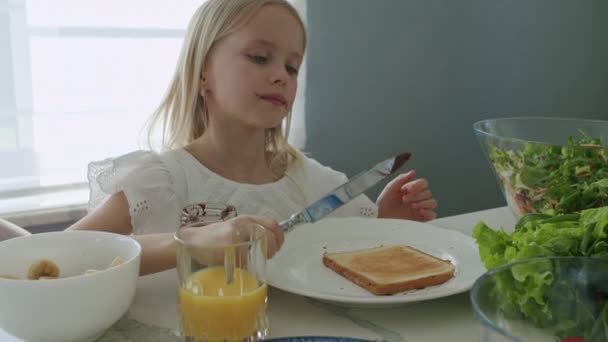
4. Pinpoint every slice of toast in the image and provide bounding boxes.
[322,245,455,295]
